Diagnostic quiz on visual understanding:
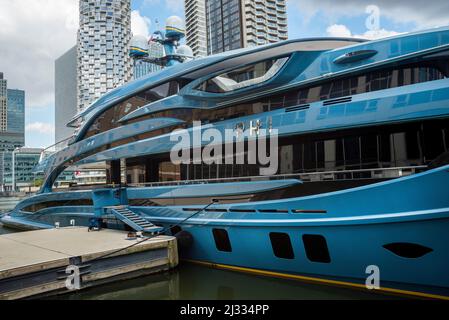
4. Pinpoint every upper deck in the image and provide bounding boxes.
[39,26,449,192]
